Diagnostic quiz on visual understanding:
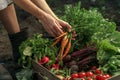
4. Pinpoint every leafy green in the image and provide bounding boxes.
[62,2,116,49]
[19,33,58,68]
[18,2,120,76]
[16,69,33,80]
[23,46,32,56]
[109,31,120,47]
[61,2,120,76]
[96,39,119,65]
